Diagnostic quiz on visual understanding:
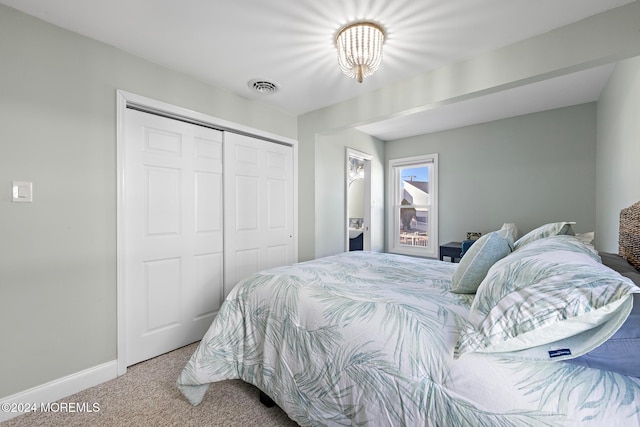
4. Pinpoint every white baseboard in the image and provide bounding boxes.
[0,360,118,422]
